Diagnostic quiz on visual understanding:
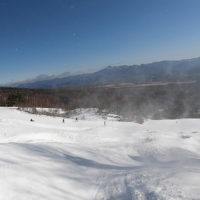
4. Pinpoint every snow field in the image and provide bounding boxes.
[0,107,199,199]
